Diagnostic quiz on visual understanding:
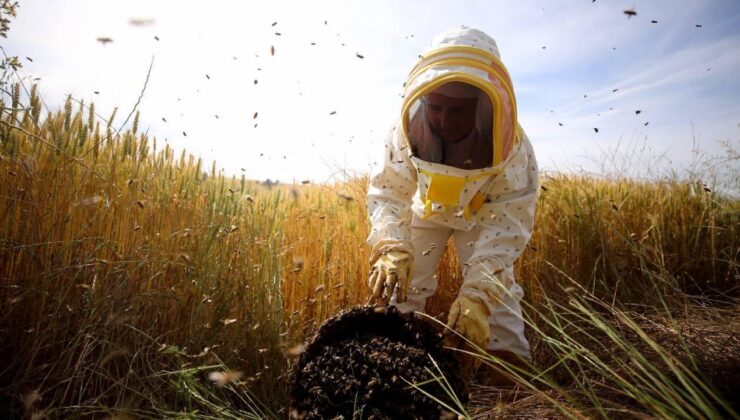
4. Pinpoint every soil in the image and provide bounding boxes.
[288,305,467,419]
